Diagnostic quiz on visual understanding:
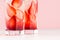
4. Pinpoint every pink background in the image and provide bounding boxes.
[0,0,60,30]
[38,0,60,29]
